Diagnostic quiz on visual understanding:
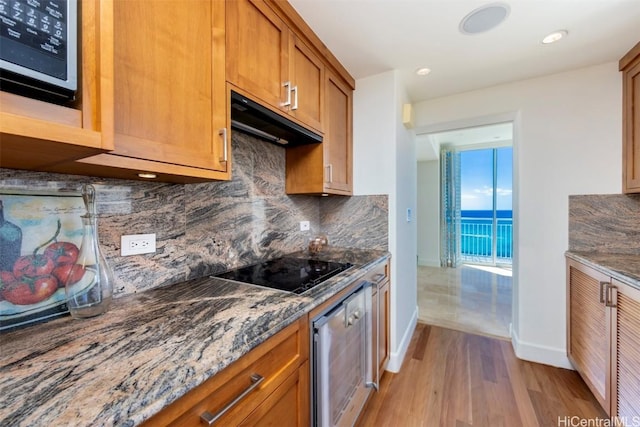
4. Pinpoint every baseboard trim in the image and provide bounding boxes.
[511,328,573,370]
[385,306,418,373]
[418,257,440,267]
